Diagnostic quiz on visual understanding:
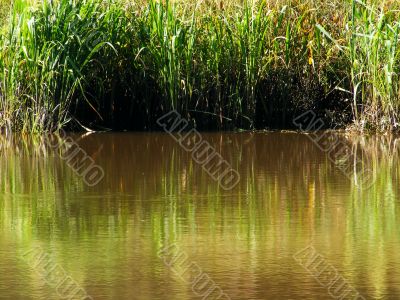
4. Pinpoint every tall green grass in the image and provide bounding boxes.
[0,0,123,132]
[349,0,400,131]
[317,0,400,131]
[0,0,399,132]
